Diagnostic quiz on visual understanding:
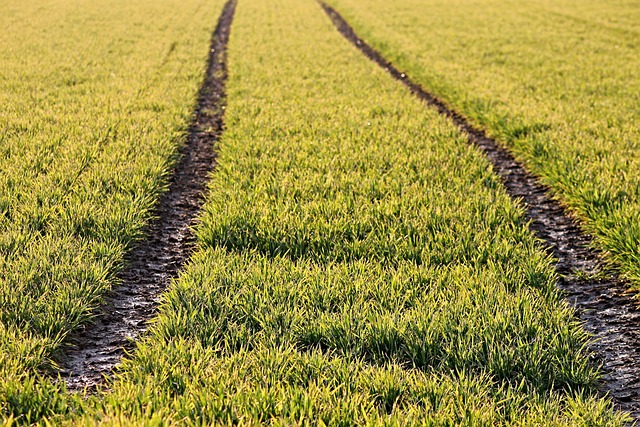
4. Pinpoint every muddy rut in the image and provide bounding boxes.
[58,0,236,391]
[320,2,640,421]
